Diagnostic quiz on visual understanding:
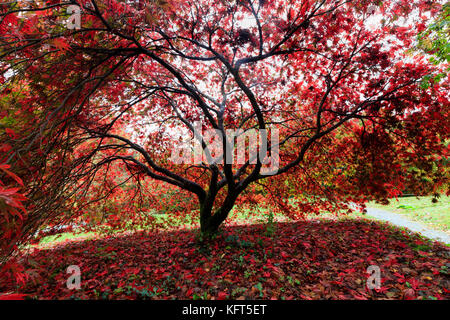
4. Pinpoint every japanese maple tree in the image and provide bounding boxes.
[0,0,448,256]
